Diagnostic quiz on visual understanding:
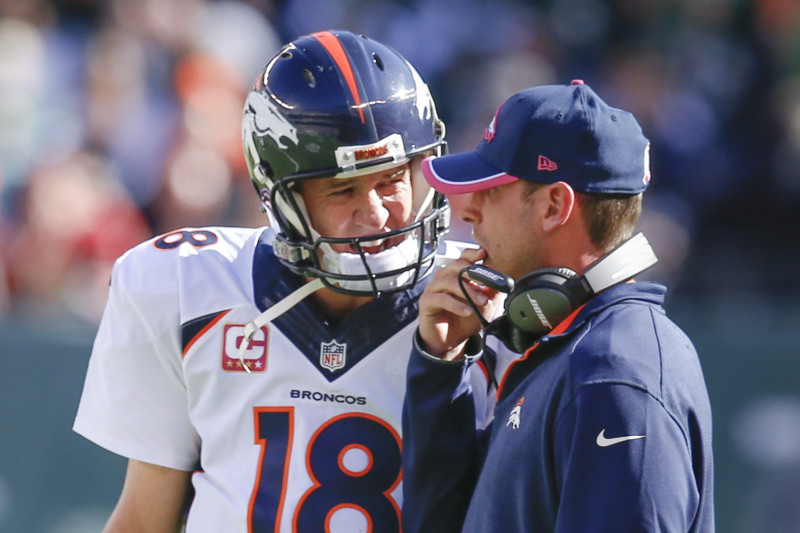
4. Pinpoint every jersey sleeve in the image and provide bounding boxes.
[73,241,200,471]
[401,334,487,533]
[553,382,700,532]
